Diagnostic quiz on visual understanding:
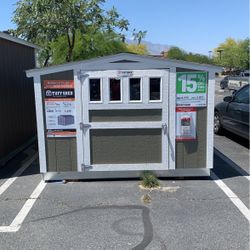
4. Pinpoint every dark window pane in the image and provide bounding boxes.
[110,78,121,101]
[234,85,249,104]
[89,79,101,102]
[150,78,161,100]
[129,78,141,101]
